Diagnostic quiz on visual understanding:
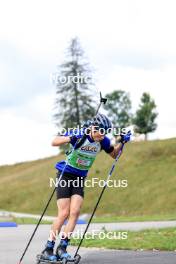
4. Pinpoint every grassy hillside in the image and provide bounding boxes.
[0,138,176,218]
[71,227,176,251]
